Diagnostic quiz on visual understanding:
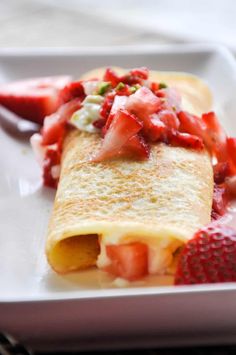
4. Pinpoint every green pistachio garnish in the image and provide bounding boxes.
[159,82,168,89]
[97,81,111,95]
